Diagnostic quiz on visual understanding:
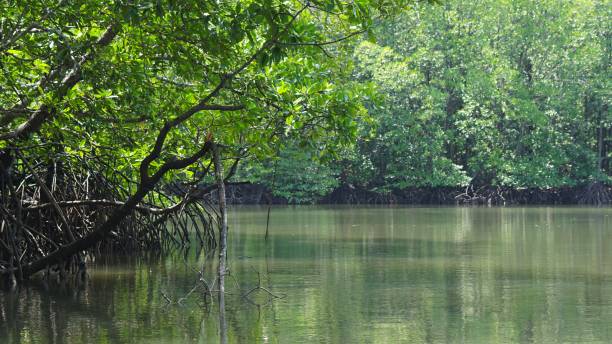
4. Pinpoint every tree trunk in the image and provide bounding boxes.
[212,142,228,344]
